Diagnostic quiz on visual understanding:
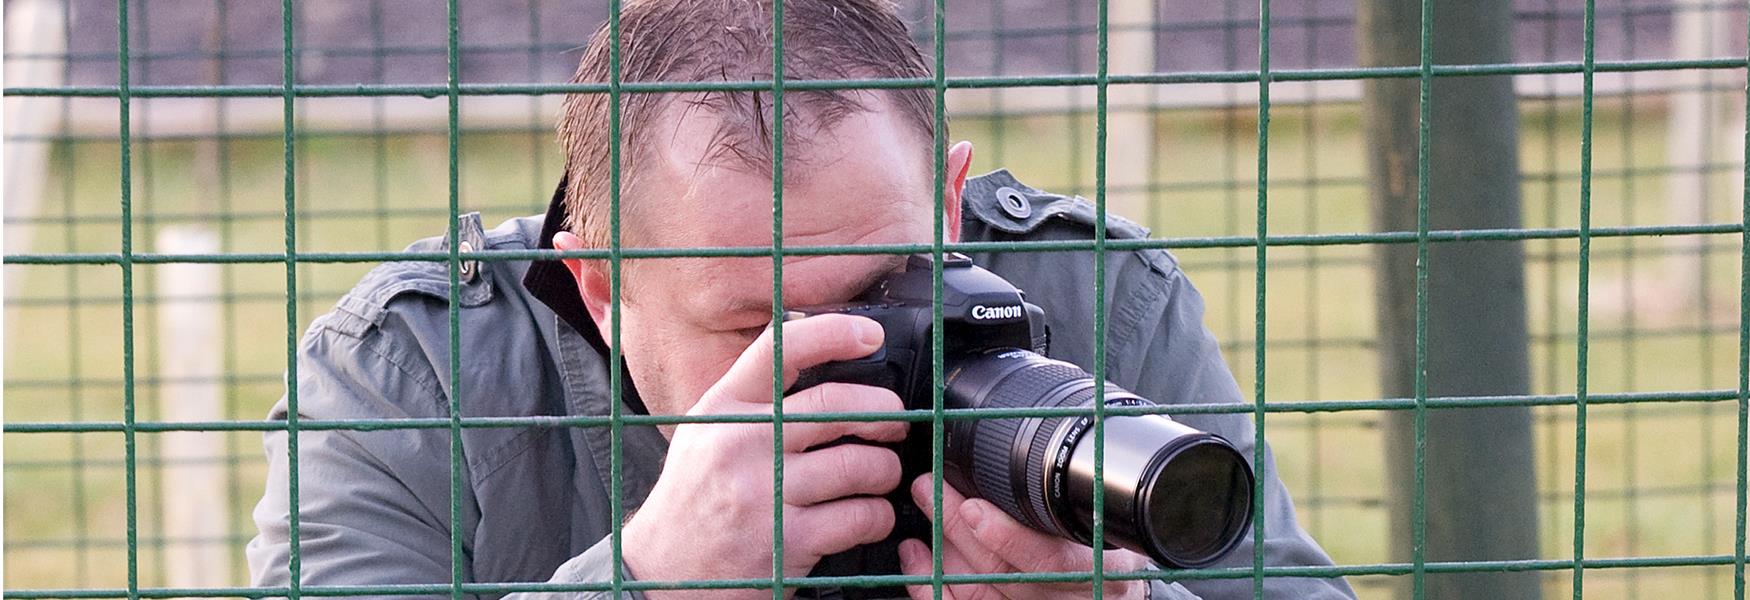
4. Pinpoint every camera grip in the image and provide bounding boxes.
[787,346,895,395]
[790,348,926,599]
